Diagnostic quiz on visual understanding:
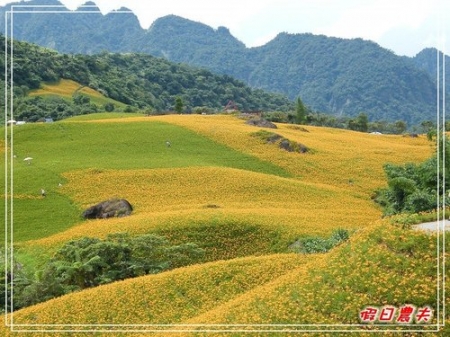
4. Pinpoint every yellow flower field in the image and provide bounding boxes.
[2,253,311,335]
[147,114,432,191]
[28,79,125,108]
[4,114,443,336]
[29,79,102,98]
[25,165,379,252]
[23,114,431,250]
[4,222,447,336]
[81,114,432,192]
